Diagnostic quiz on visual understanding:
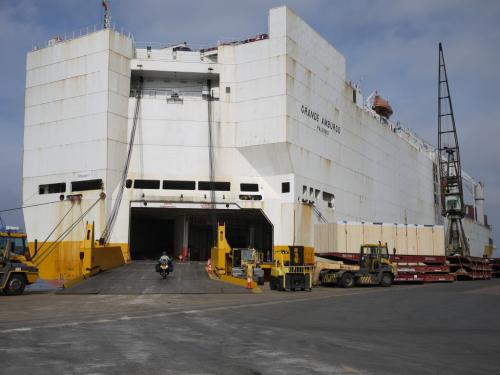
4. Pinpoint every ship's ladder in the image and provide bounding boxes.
[312,205,328,223]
